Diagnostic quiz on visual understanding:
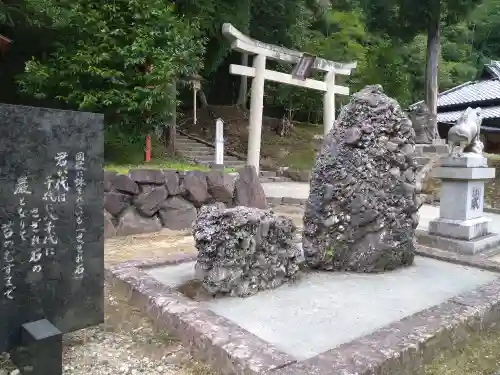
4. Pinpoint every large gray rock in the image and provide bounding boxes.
[163,169,182,195]
[302,85,418,272]
[193,205,301,297]
[112,174,139,195]
[104,210,117,238]
[233,166,267,209]
[206,171,234,204]
[158,196,198,230]
[104,191,132,217]
[129,168,165,184]
[104,170,117,192]
[133,186,168,216]
[182,171,211,206]
[116,207,162,236]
